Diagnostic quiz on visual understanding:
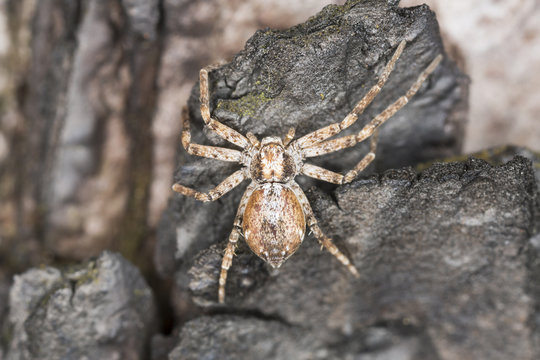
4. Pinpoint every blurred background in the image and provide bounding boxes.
[0,0,538,332]
[402,0,540,153]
